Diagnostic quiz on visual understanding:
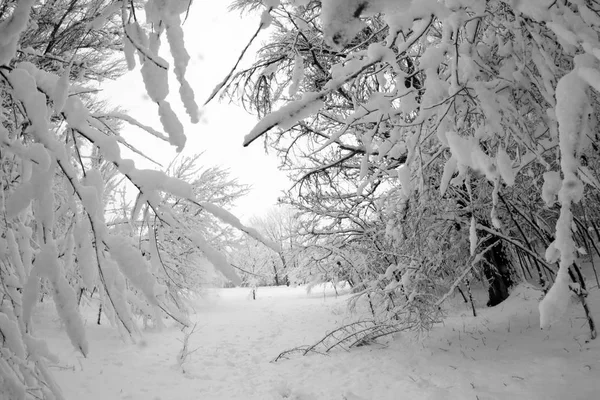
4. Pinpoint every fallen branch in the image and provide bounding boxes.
[272,320,406,362]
